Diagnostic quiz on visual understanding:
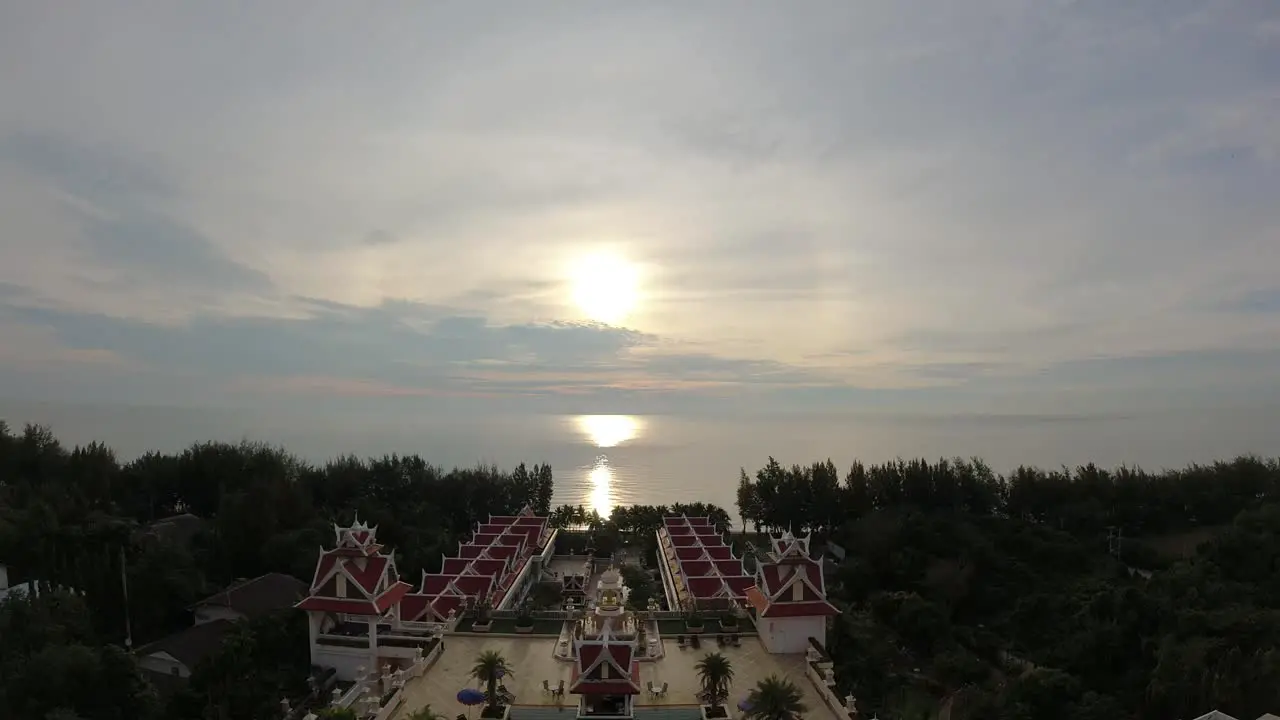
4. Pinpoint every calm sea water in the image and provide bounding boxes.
[5,401,1279,519]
